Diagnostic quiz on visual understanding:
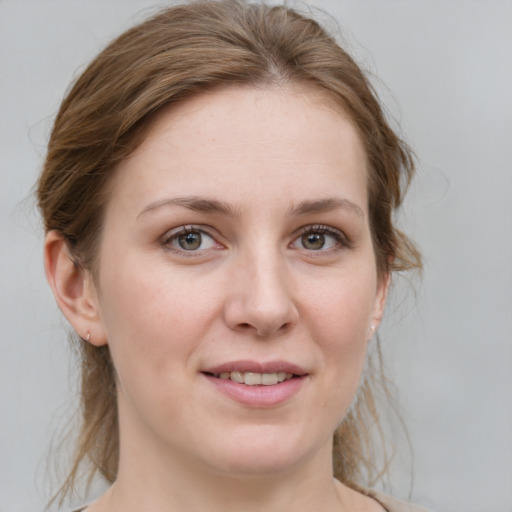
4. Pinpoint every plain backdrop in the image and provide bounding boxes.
[1,1,511,511]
